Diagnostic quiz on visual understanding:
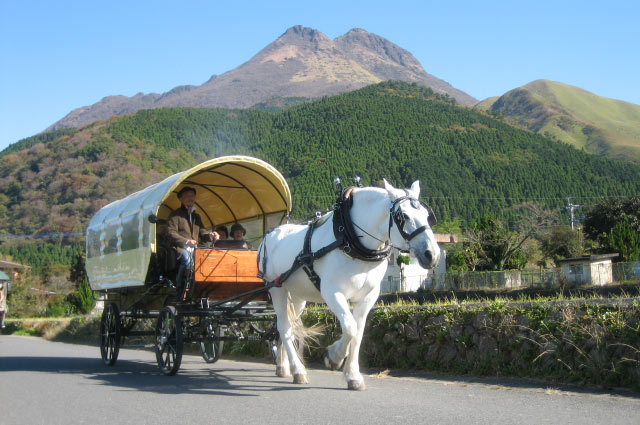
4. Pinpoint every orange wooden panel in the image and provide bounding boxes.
[194,249,262,283]
[193,249,267,301]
